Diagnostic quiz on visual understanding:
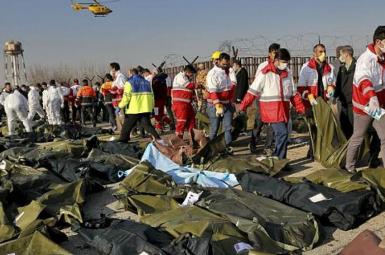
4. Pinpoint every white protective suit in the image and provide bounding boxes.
[4,90,32,135]
[0,91,10,106]
[27,86,45,120]
[44,85,64,125]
